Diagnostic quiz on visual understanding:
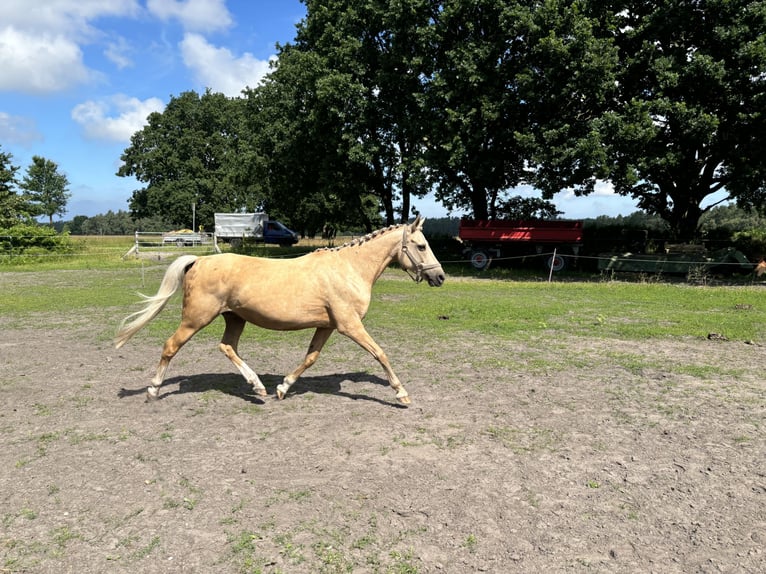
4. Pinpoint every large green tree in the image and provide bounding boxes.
[113,0,766,242]
[19,155,71,226]
[242,46,381,234]
[423,0,616,220]
[118,90,249,229]
[0,146,30,228]
[424,0,766,240]
[369,0,436,221]
[585,0,766,241]
[271,0,436,225]
[519,0,618,200]
[423,0,523,220]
